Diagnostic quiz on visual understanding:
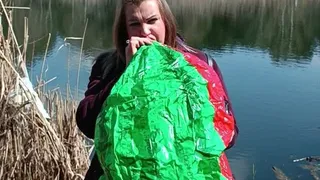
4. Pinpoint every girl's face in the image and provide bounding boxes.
[125,0,166,43]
